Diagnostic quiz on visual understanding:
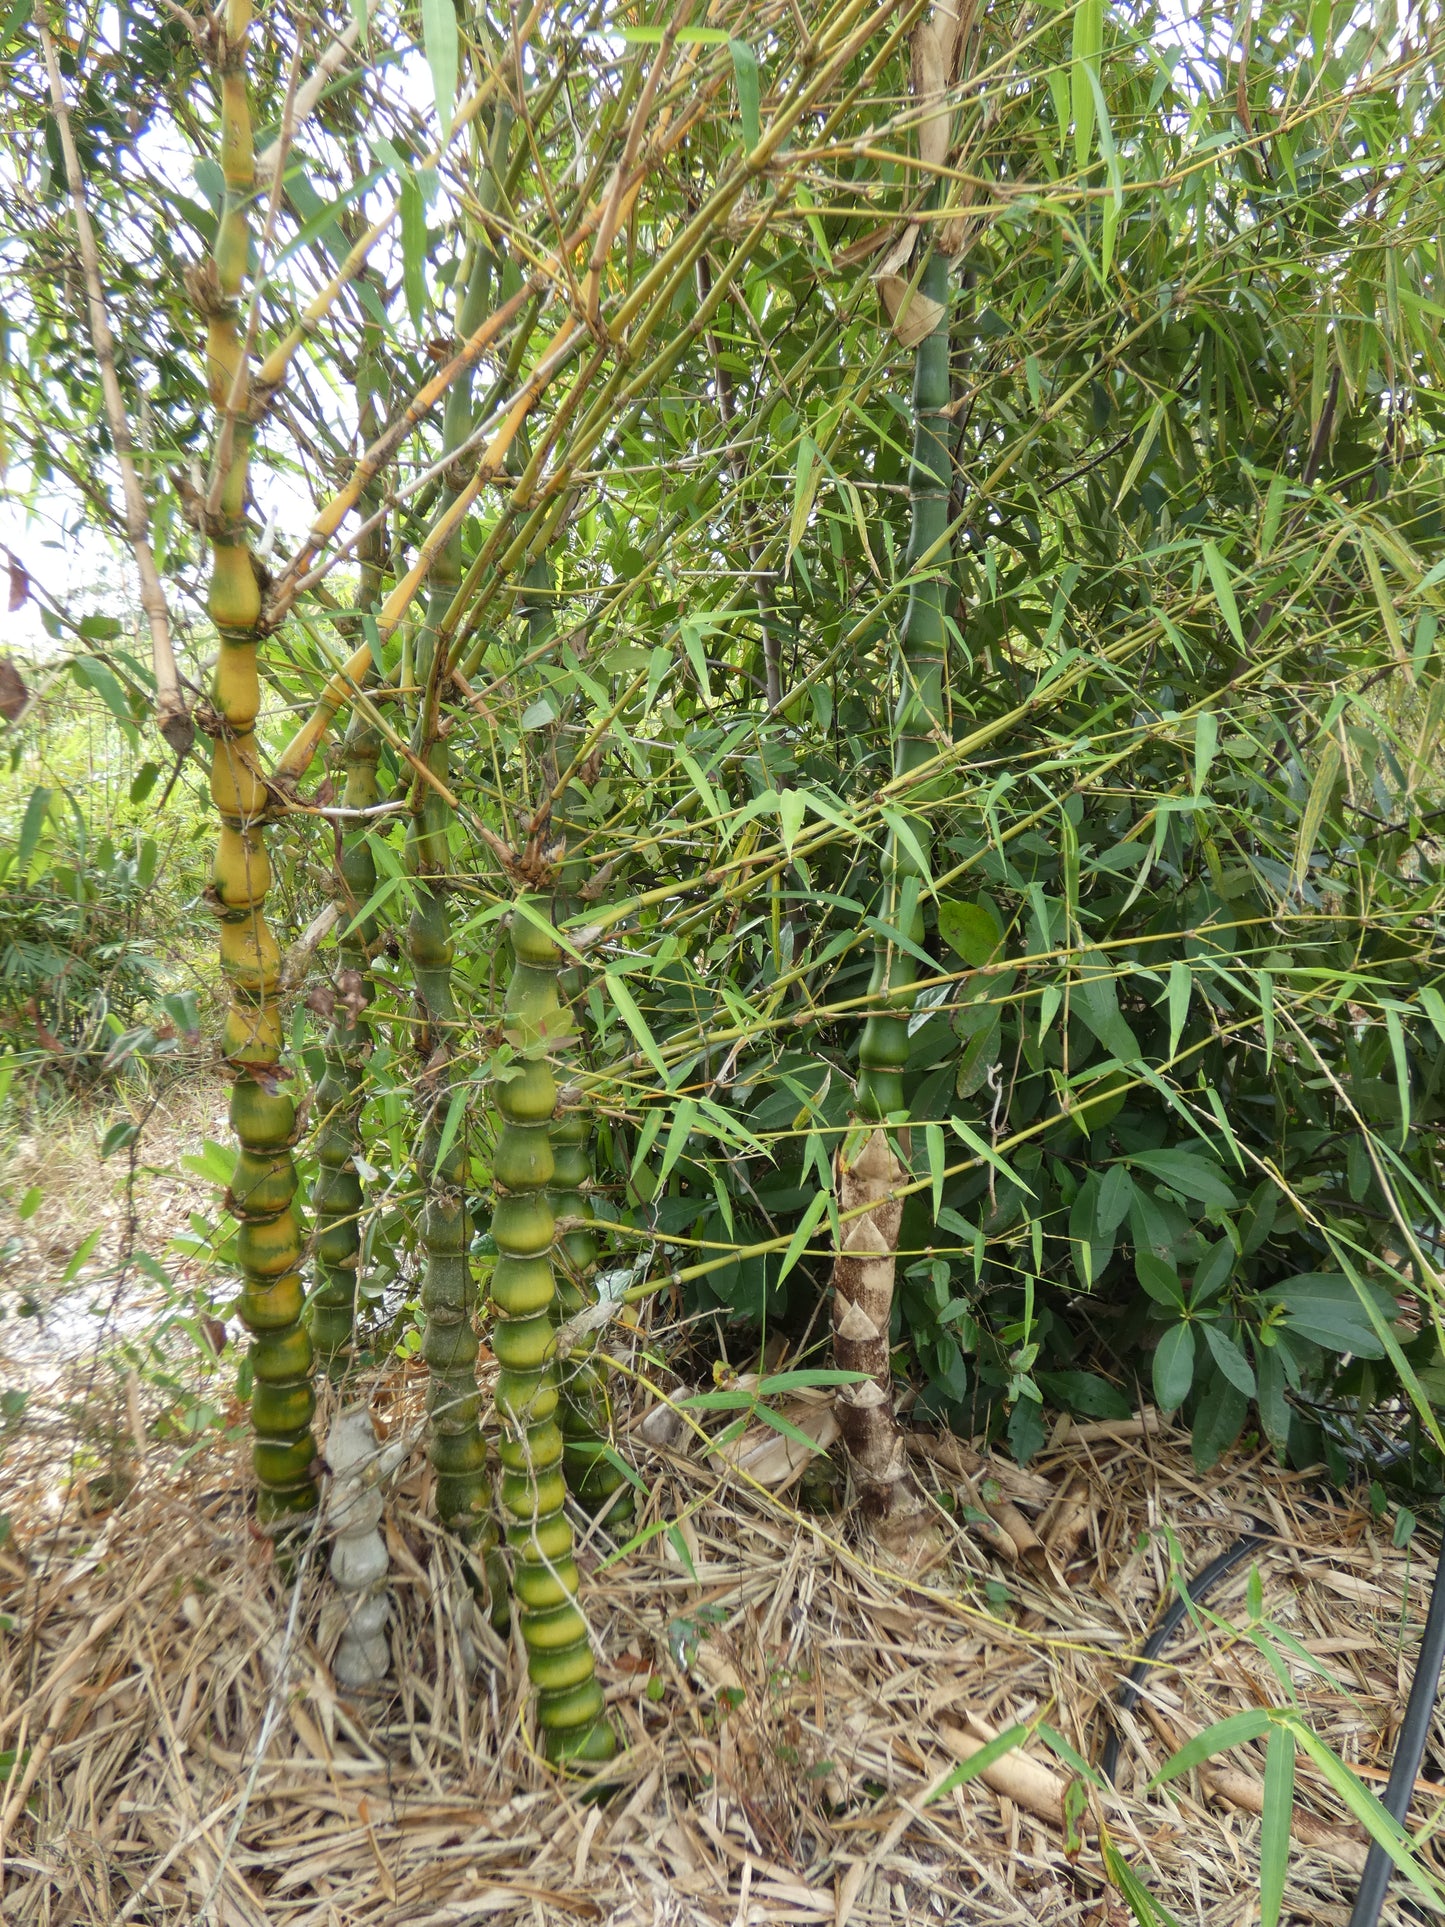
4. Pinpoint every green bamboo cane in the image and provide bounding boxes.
[491,900,615,1762]
[833,244,953,1537]
[202,0,316,1531]
[515,561,634,1526]
[410,240,502,1593]
[311,320,387,1373]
